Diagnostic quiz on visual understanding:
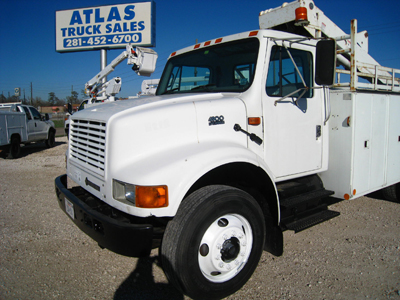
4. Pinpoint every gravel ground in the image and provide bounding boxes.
[0,136,399,300]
